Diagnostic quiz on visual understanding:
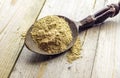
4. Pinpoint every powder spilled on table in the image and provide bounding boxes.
[67,37,82,63]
